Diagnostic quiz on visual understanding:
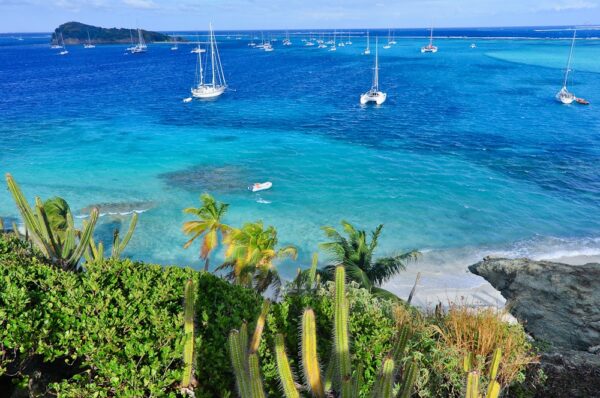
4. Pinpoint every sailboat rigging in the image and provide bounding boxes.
[191,24,227,99]
[360,37,386,105]
[421,27,438,53]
